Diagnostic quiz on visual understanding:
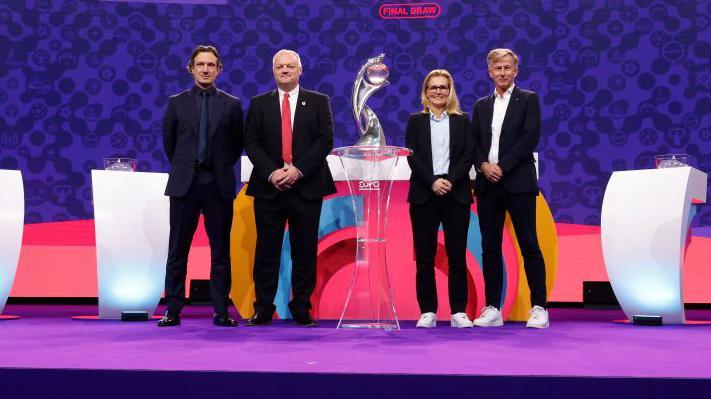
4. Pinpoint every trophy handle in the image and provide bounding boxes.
[352,53,389,146]
[355,106,386,147]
